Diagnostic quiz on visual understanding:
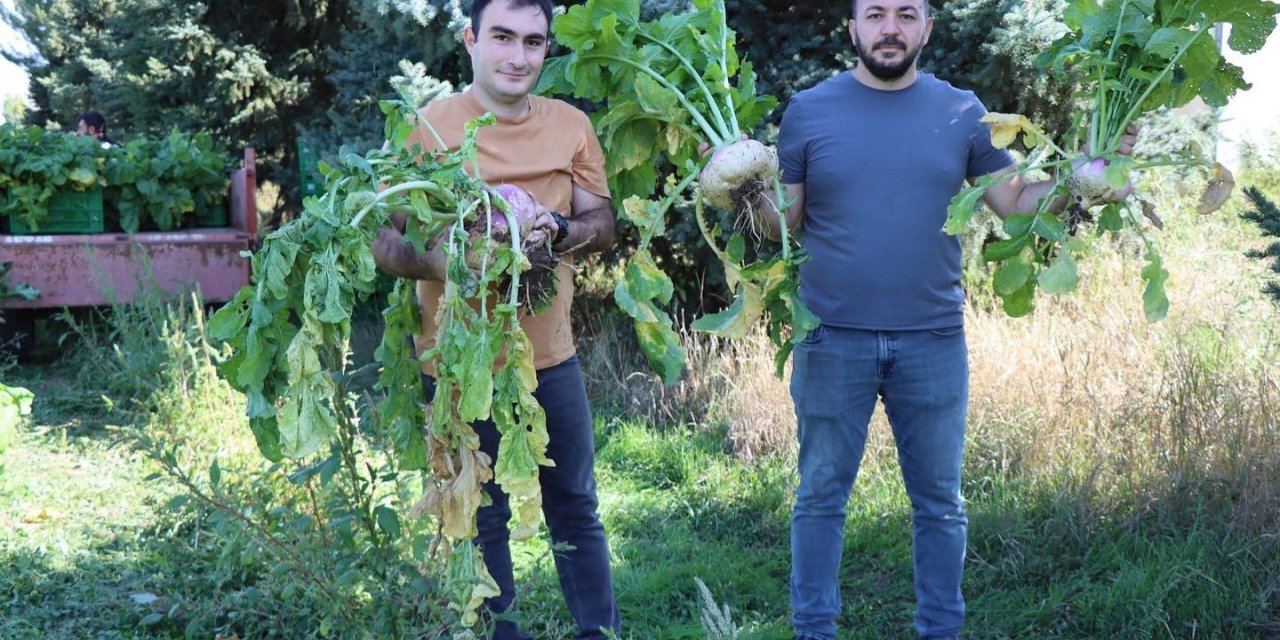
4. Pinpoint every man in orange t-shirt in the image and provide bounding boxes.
[371,1,620,638]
